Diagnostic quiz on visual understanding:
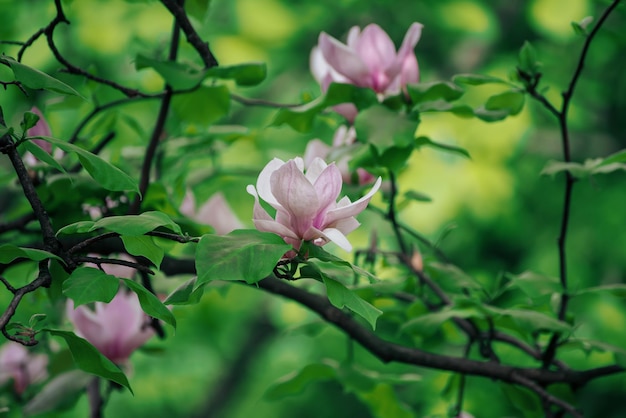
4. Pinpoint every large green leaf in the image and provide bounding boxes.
[121,235,164,267]
[265,363,338,400]
[406,81,464,104]
[121,279,176,328]
[484,90,525,116]
[1,56,83,97]
[135,55,206,90]
[452,73,510,86]
[90,211,182,235]
[323,276,382,330]
[195,230,292,286]
[355,105,417,153]
[45,330,131,392]
[63,267,120,306]
[164,277,205,305]
[20,140,67,173]
[205,62,267,86]
[172,85,230,125]
[0,244,63,264]
[271,83,378,133]
[35,136,138,193]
